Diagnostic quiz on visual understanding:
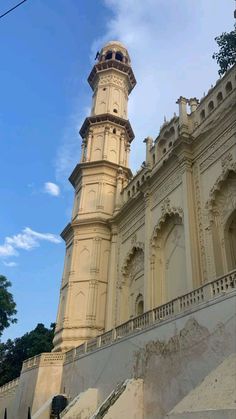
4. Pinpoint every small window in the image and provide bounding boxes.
[225,81,232,94]
[137,181,140,189]
[169,142,172,147]
[163,148,166,154]
[217,92,223,103]
[115,52,123,62]
[136,295,144,316]
[141,175,145,183]
[113,128,116,134]
[103,88,106,91]
[200,109,205,120]
[105,51,112,60]
[152,154,155,164]
[128,191,131,198]
[132,185,135,194]
[113,108,118,113]
[208,101,214,112]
